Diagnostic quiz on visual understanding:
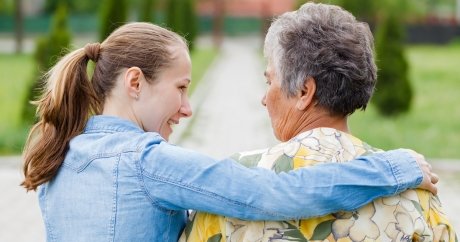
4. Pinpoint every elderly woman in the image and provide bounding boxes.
[181,3,456,241]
